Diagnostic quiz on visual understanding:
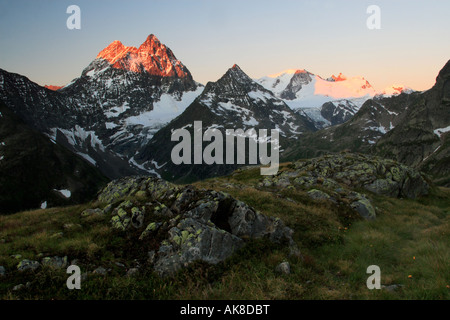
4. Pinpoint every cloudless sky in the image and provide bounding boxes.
[0,0,449,91]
